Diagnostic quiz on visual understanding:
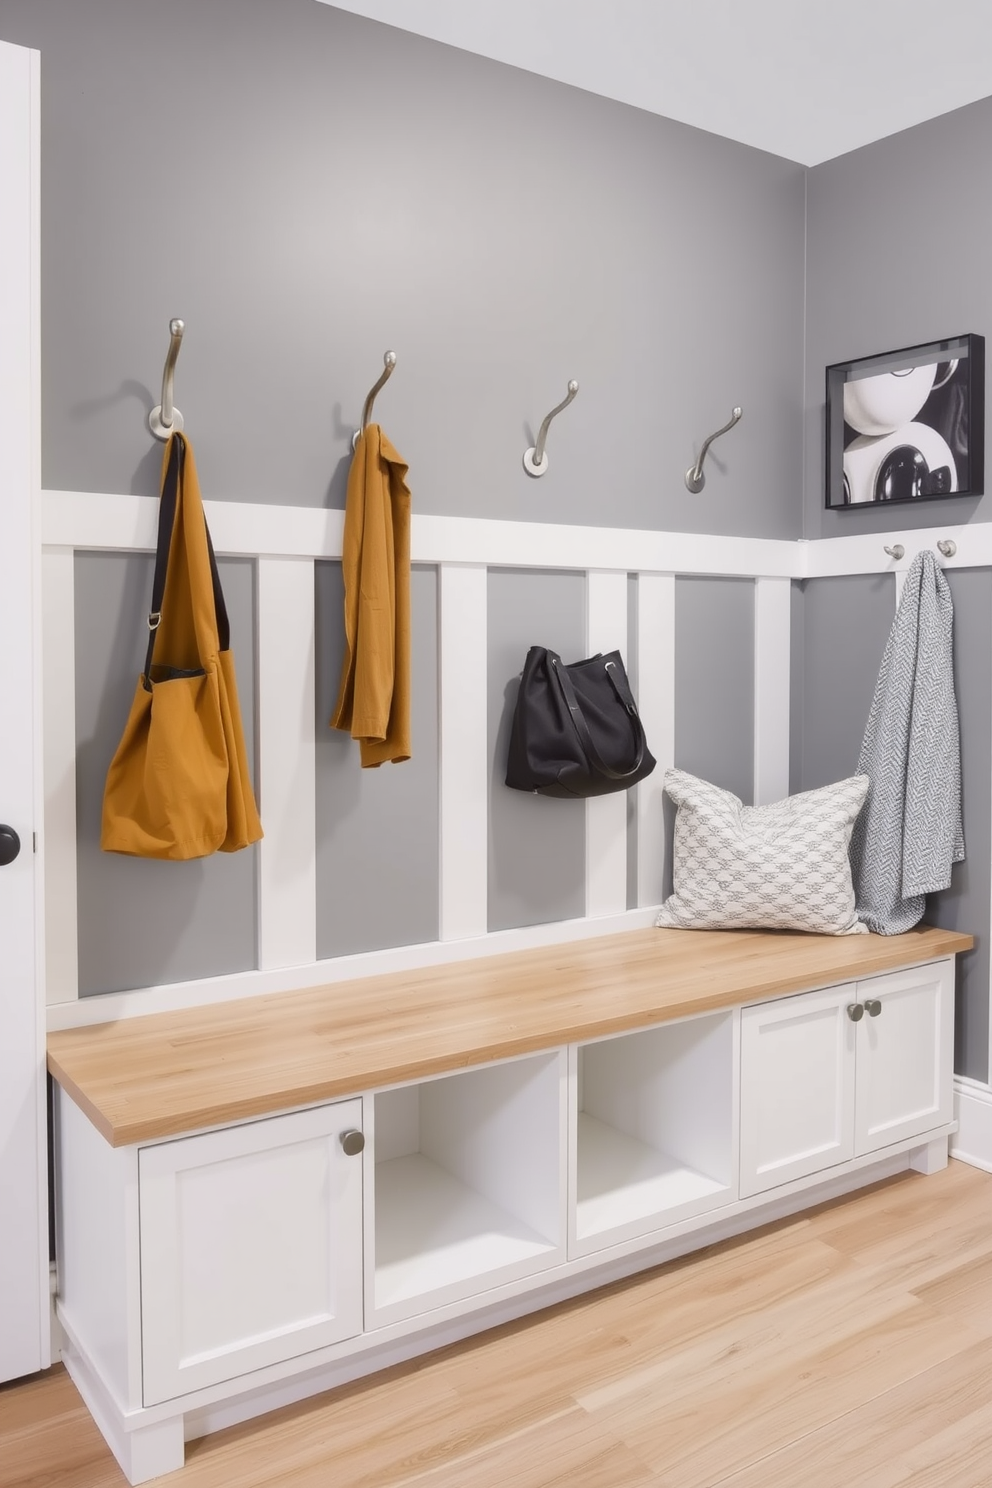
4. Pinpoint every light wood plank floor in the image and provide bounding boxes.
[4,1160,991,1488]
